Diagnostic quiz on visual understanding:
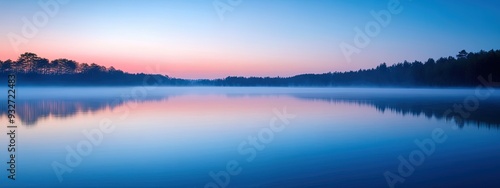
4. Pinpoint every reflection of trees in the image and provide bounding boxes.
[288,92,500,129]
[0,96,168,126]
[1,90,499,129]
[13,99,123,126]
